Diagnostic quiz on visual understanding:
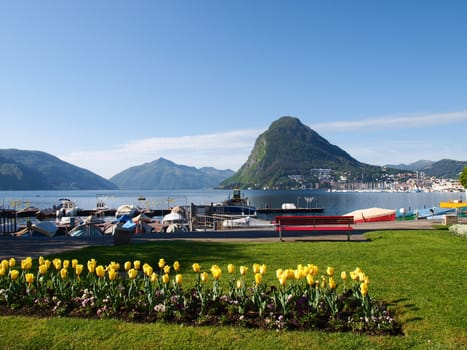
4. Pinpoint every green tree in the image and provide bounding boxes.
[460,166,467,188]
